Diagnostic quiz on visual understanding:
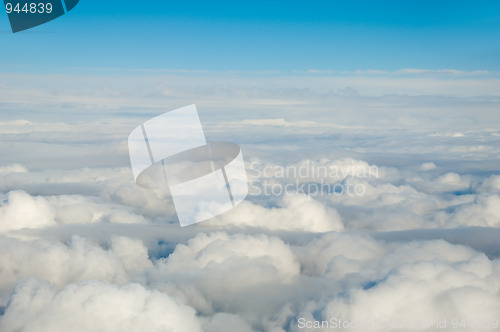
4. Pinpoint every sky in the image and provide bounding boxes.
[1,0,500,72]
[0,1,500,332]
